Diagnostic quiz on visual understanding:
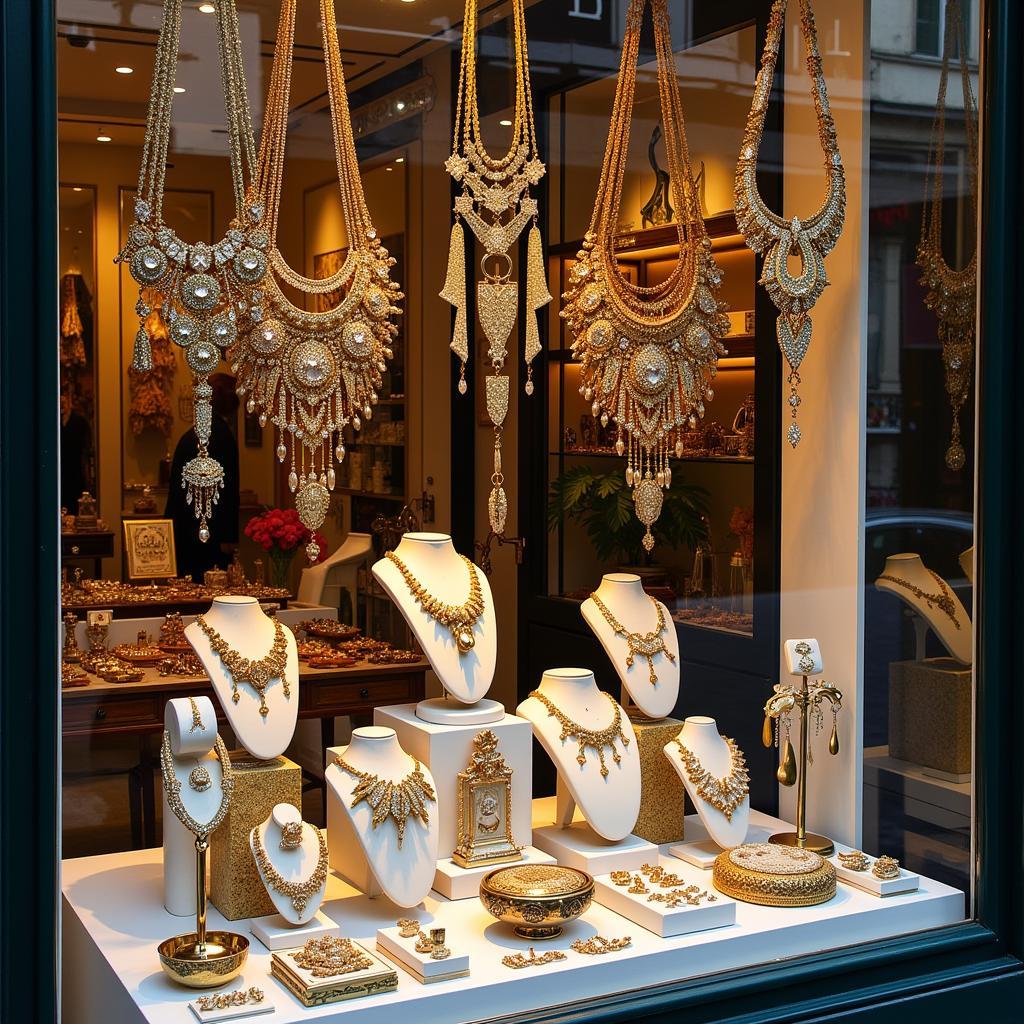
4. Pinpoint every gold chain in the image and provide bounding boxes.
[251,822,328,914]
[385,551,484,654]
[589,592,675,684]
[672,736,749,821]
[877,569,961,628]
[160,731,234,838]
[195,615,291,716]
[735,0,845,450]
[526,690,630,777]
